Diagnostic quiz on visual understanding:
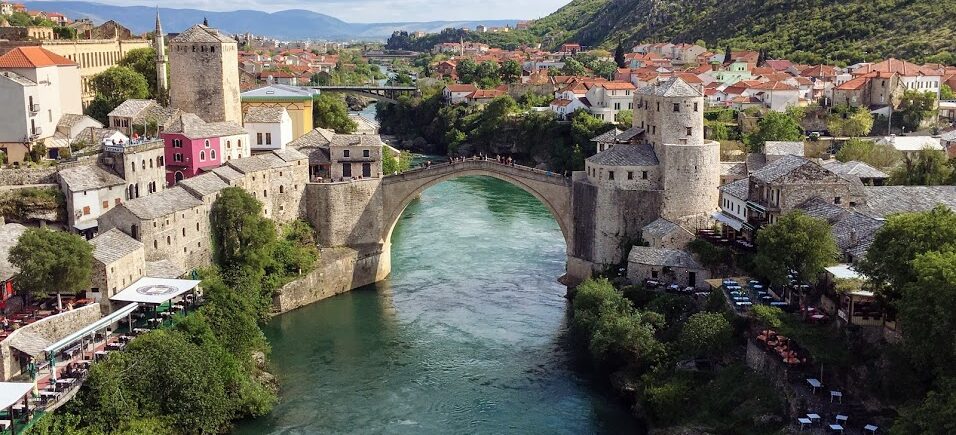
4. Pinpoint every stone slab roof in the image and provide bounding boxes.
[6,329,49,357]
[178,172,228,198]
[170,24,235,44]
[89,228,143,265]
[638,77,701,97]
[590,128,623,143]
[586,143,659,167]
[329,134,383,147]
[750,154,811,183]
[764,141,805,157]
[120,186,204,220]
[799,197,883,259]
[244,106,286,124]
[287,128,335,149]
[228,155,274,174]
[259,153,292,169]
[616,127,645,143]
[858,186,956,218]
[165,113,246,139]
[57,113,97,130]
[642,218,683,238]
[145,259,186,279]
[628,246,703,269]
[721,162,748,177]
[822,160,889,180]
[271,148,308,163]
[58,165,125,192]
[107,99,155,118]
[211,165,245,183]
[0,223,27,282]
[719,178,749,199]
